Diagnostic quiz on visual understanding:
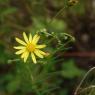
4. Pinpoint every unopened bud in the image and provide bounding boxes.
[45,52,50,56]
[68,0,79,6]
